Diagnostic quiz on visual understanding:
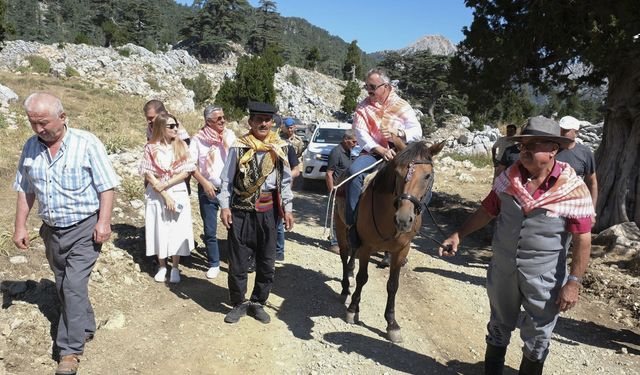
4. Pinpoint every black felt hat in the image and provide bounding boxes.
[247,101,277,116]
